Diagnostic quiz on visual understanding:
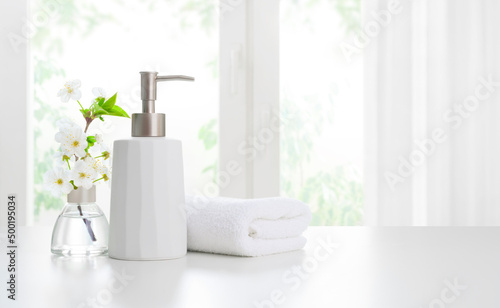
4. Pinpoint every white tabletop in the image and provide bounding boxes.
[0,226,498,308]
